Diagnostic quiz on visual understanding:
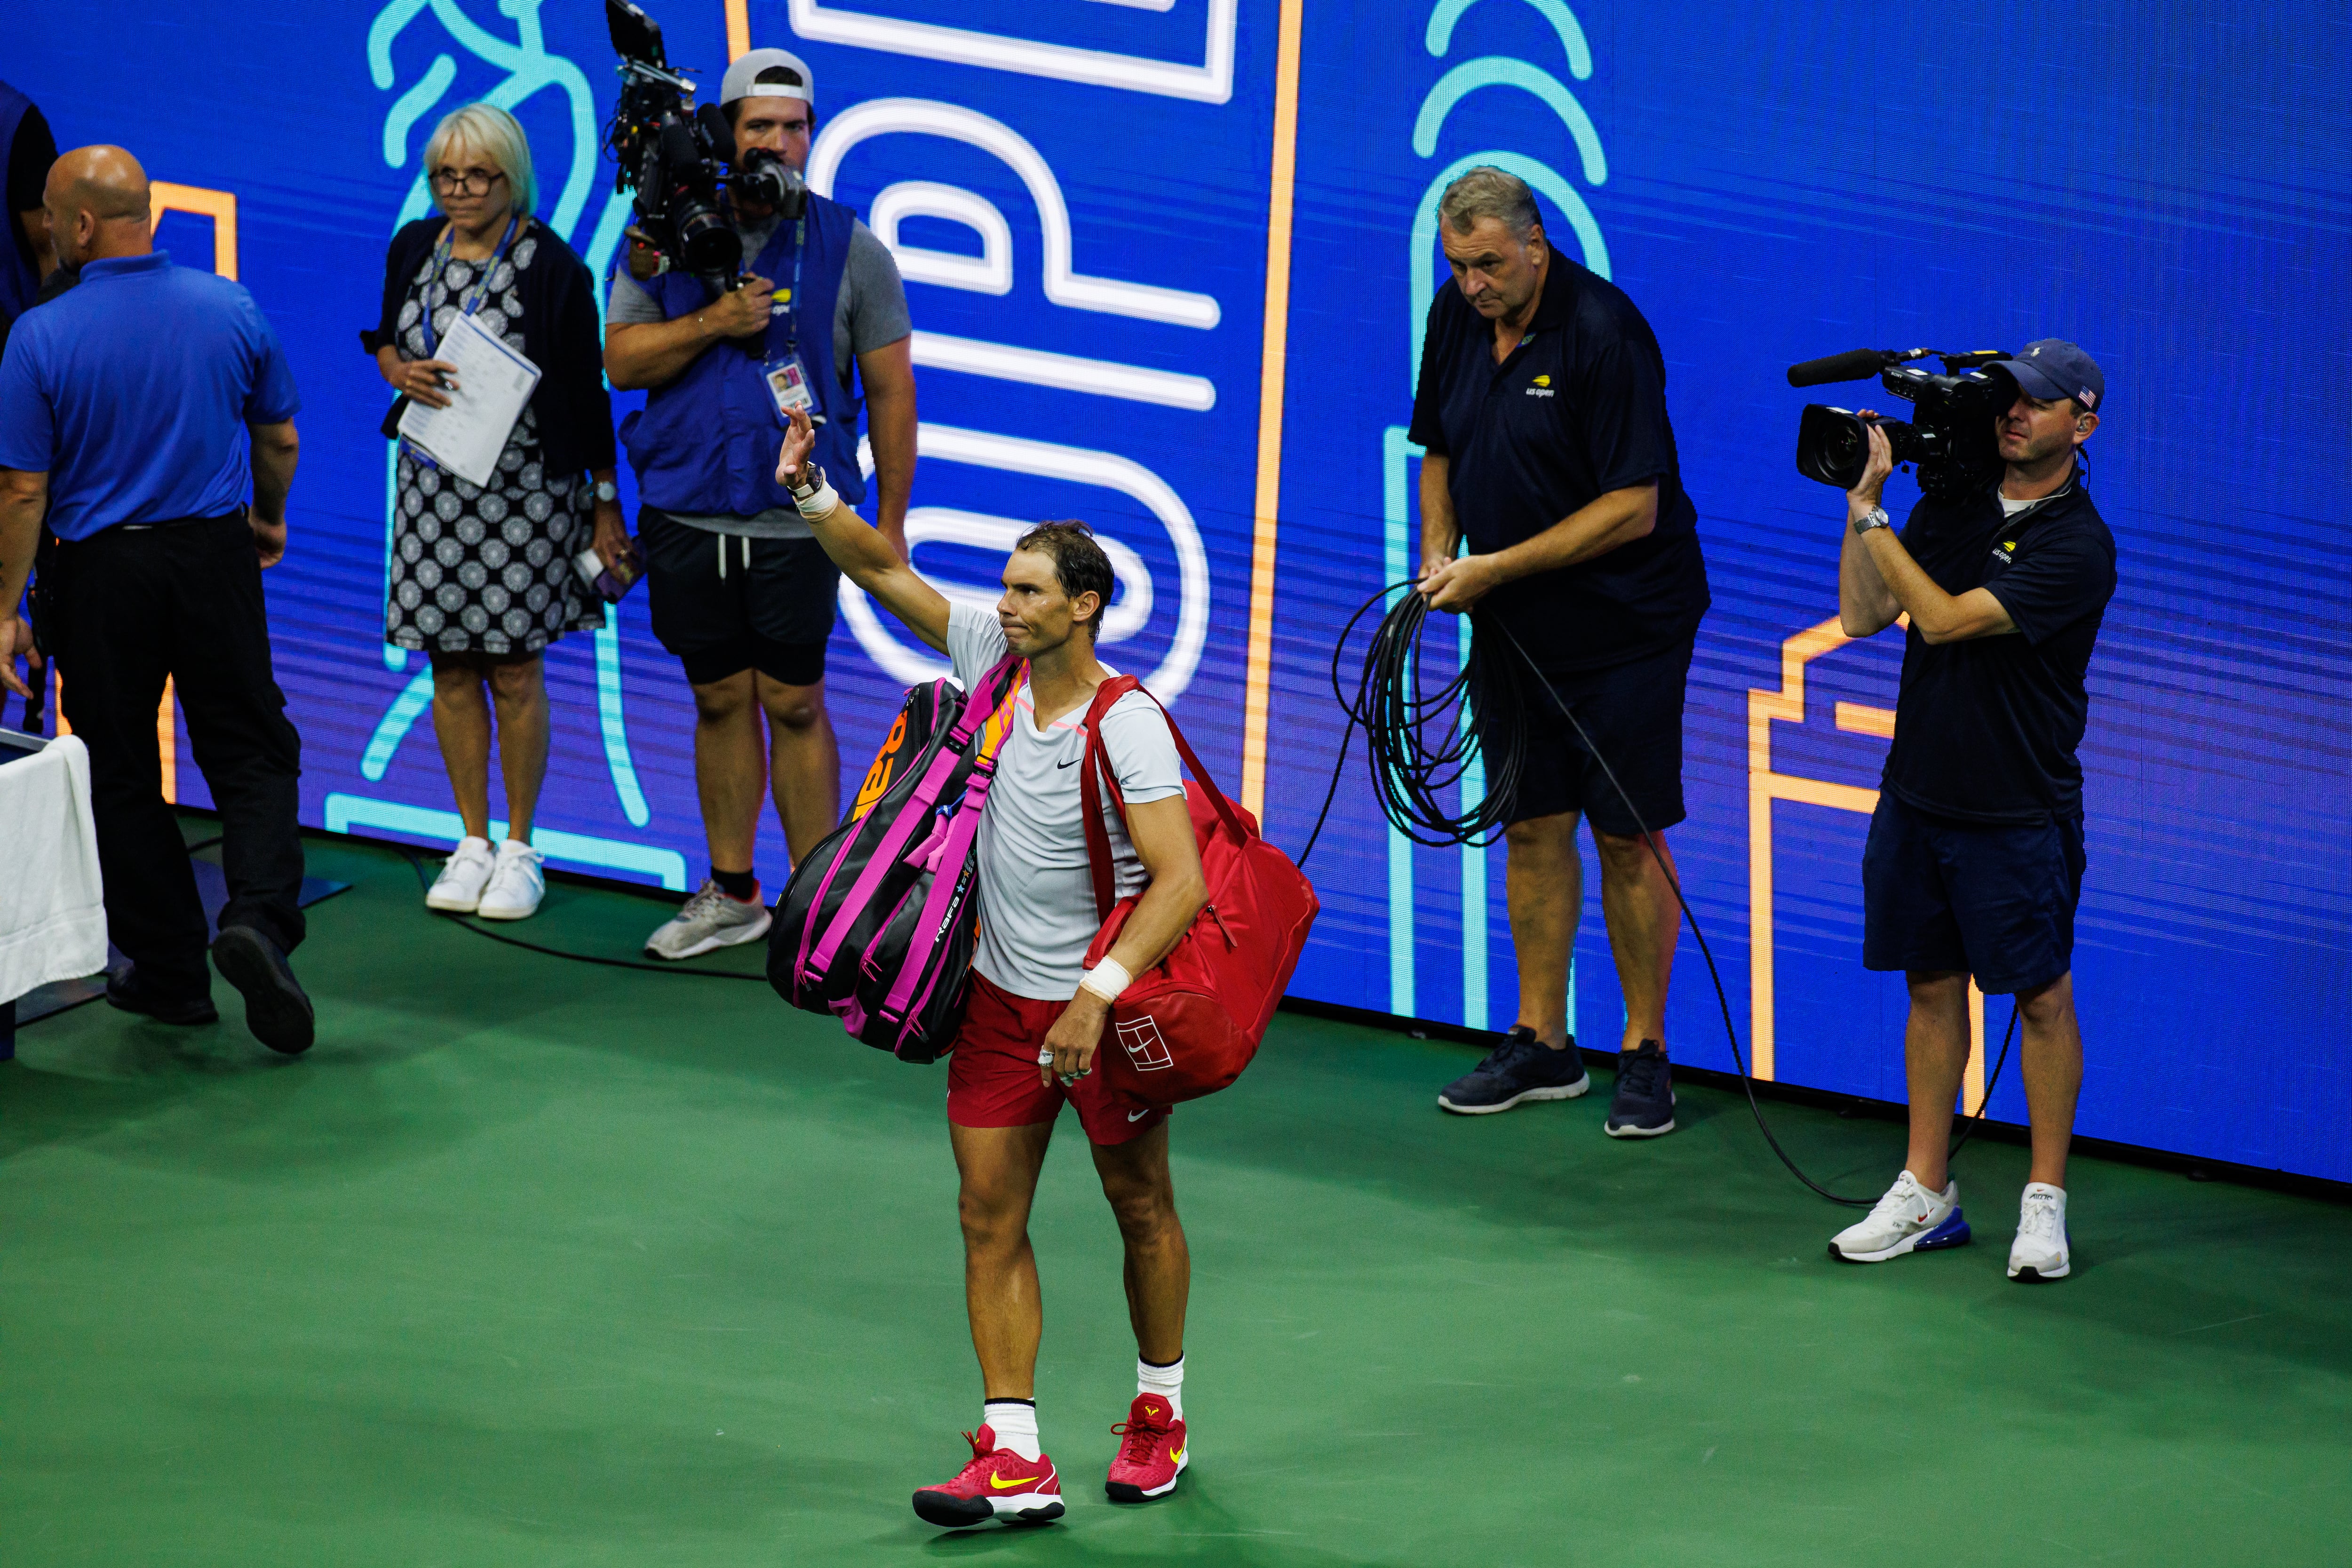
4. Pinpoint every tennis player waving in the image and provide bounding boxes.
[777,407,1207,1527]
